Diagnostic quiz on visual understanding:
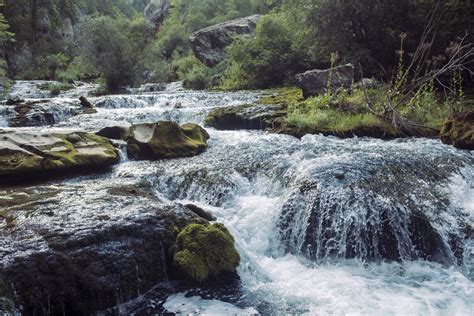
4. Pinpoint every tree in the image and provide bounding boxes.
[77,15,153,91]
[0,0,13,89]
